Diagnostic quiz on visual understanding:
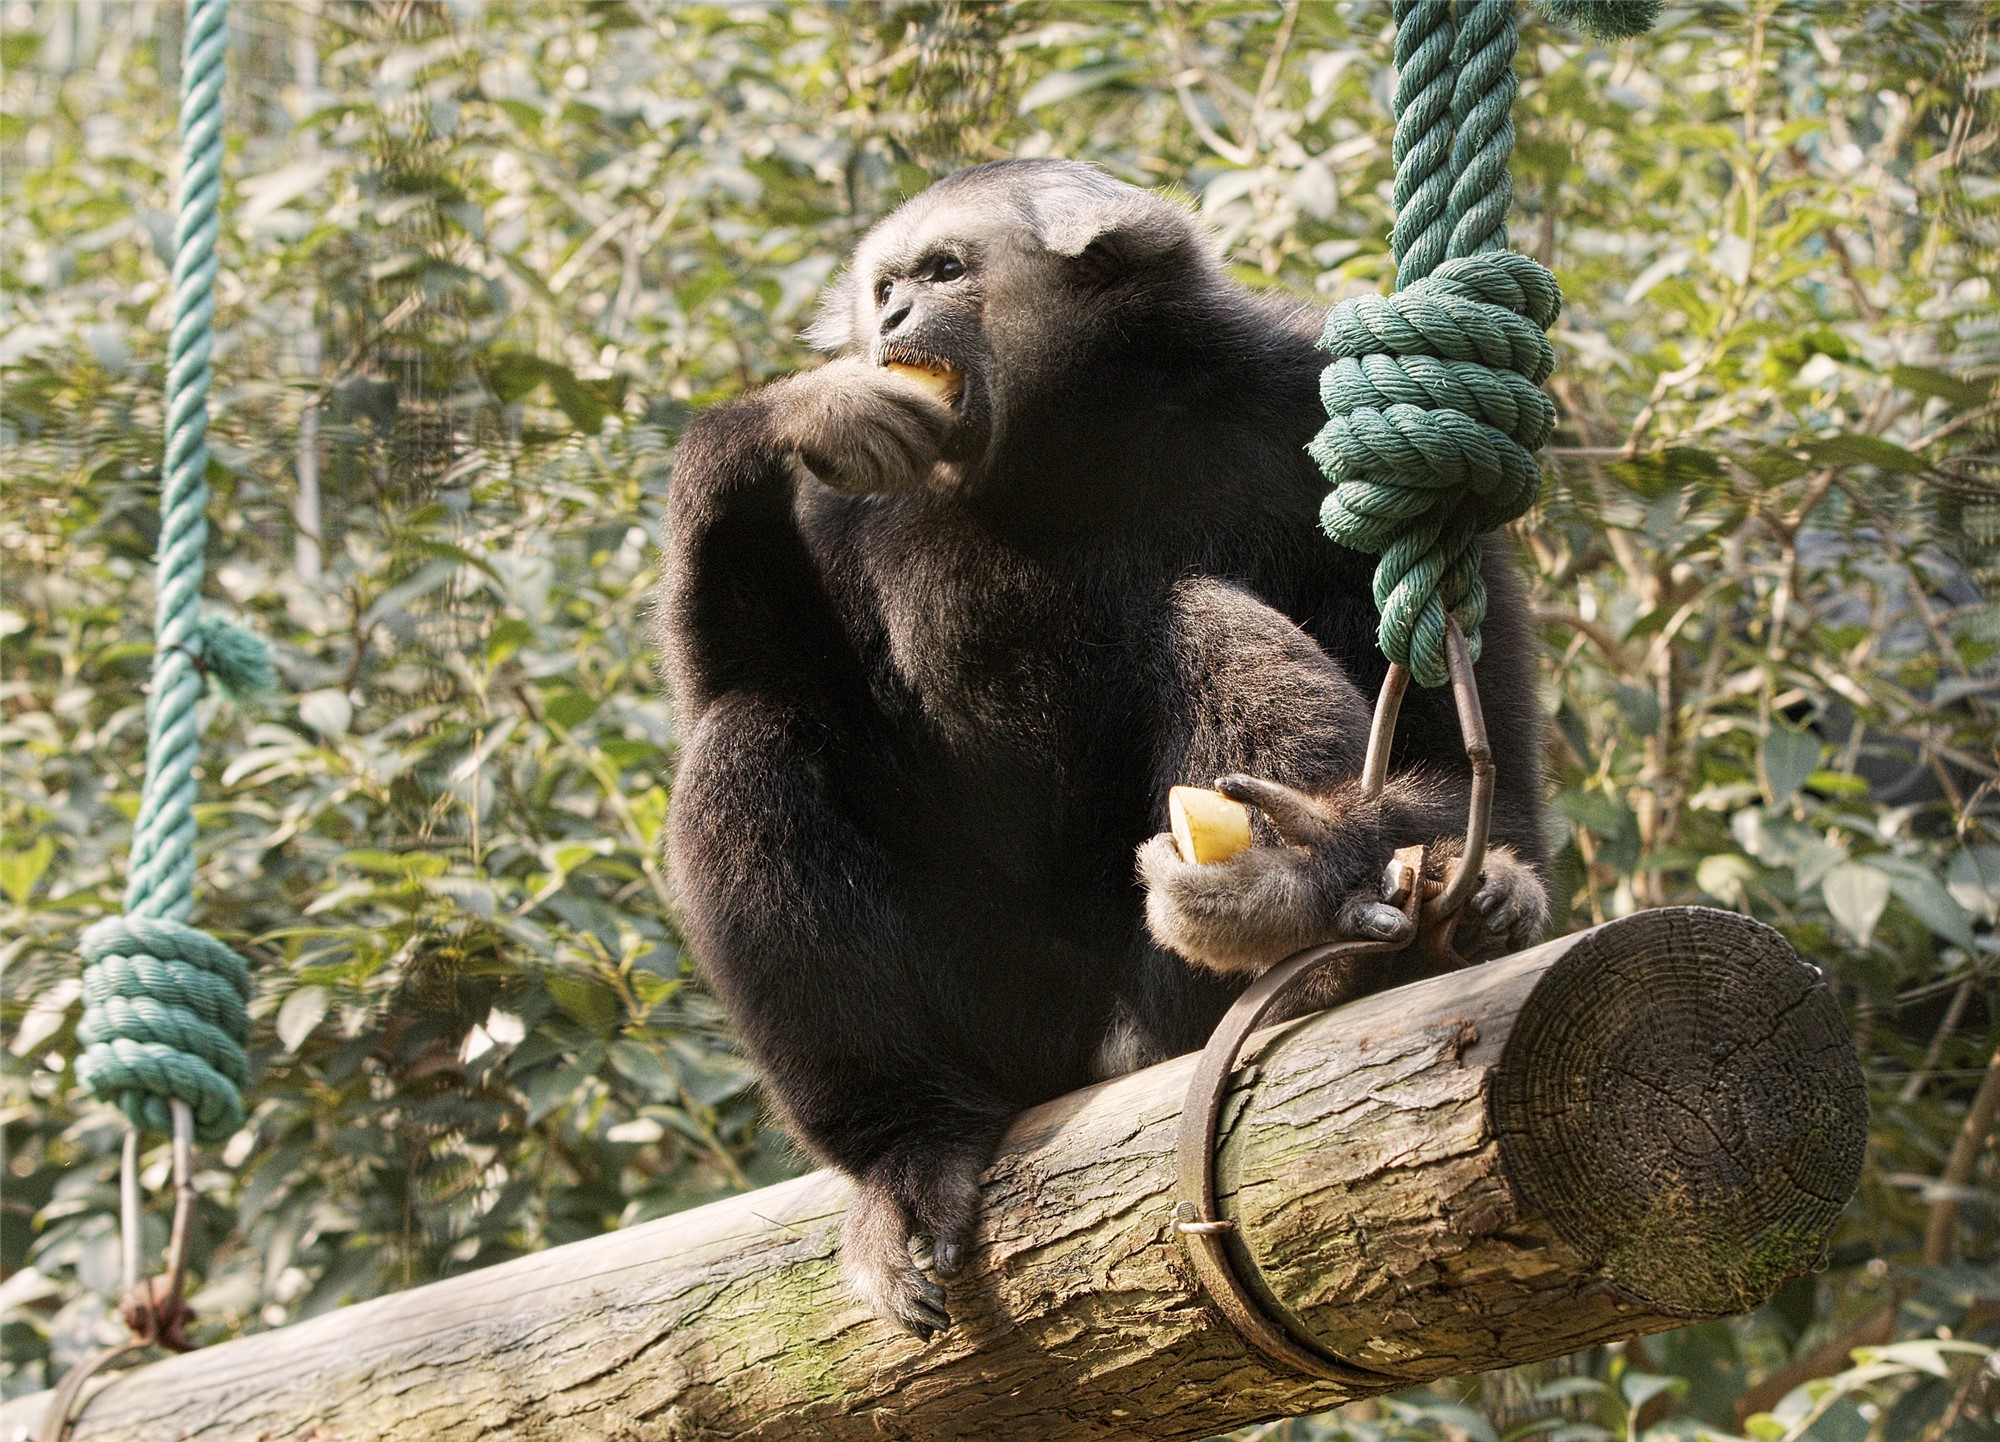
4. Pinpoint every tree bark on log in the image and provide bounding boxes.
[4,907,1866,1442]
